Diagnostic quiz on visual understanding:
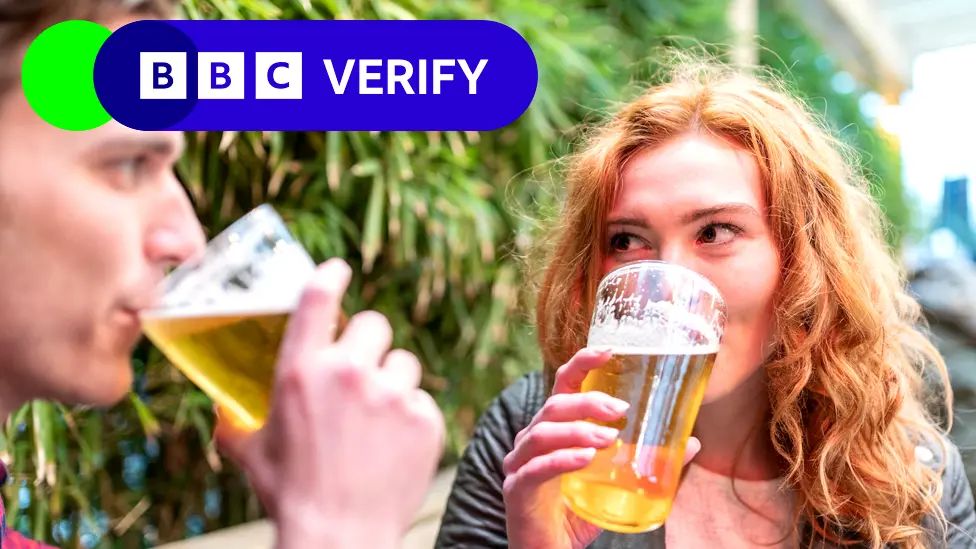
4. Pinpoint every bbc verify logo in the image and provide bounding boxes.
[140,52,303,100]
[26,19,538,132]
